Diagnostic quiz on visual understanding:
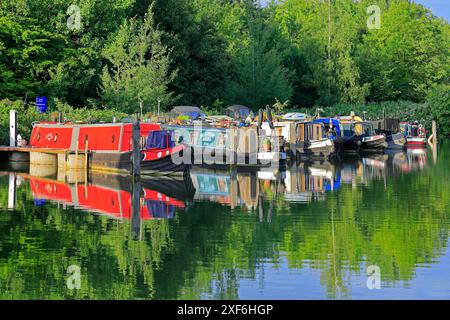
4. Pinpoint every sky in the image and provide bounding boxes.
[260,0,449,22]
[415,0,449,21]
